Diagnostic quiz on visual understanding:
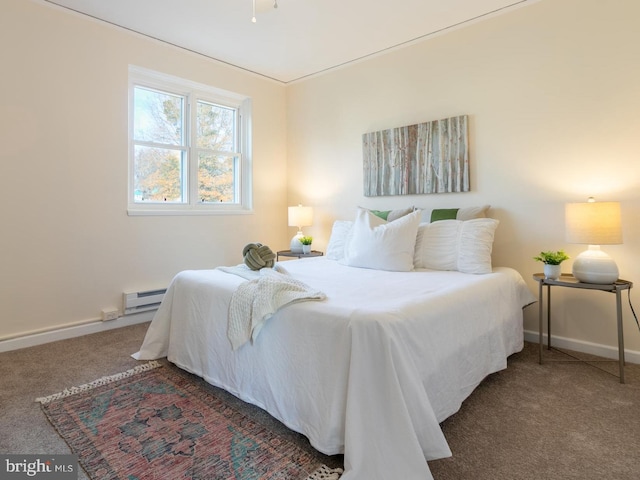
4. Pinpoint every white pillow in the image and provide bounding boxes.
[326,208,417,261]
[413,218,499,274]
[326,220,353,260]
[341,208,422,272]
